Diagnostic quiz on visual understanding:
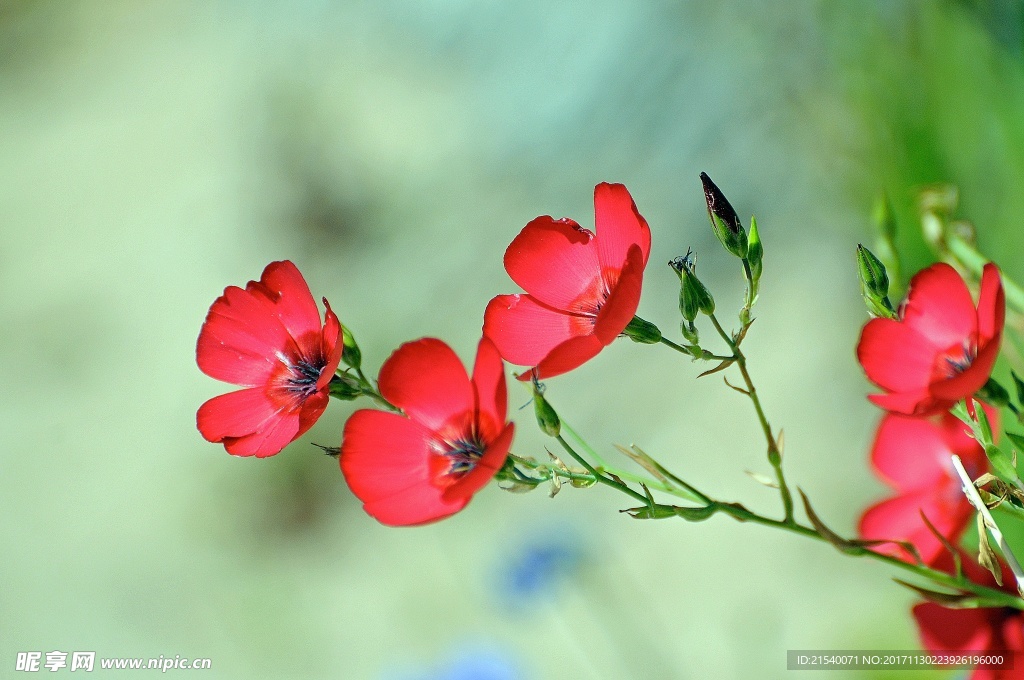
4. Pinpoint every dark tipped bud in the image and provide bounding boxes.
[622,316,662,344]
[856,244,895,318]
[700,172,748,258]
[341,325,362,369]
[532,381,560,437]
